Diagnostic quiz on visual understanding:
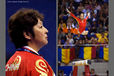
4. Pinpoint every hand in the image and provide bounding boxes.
[87,12,90,17]
[66,8,71,13]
